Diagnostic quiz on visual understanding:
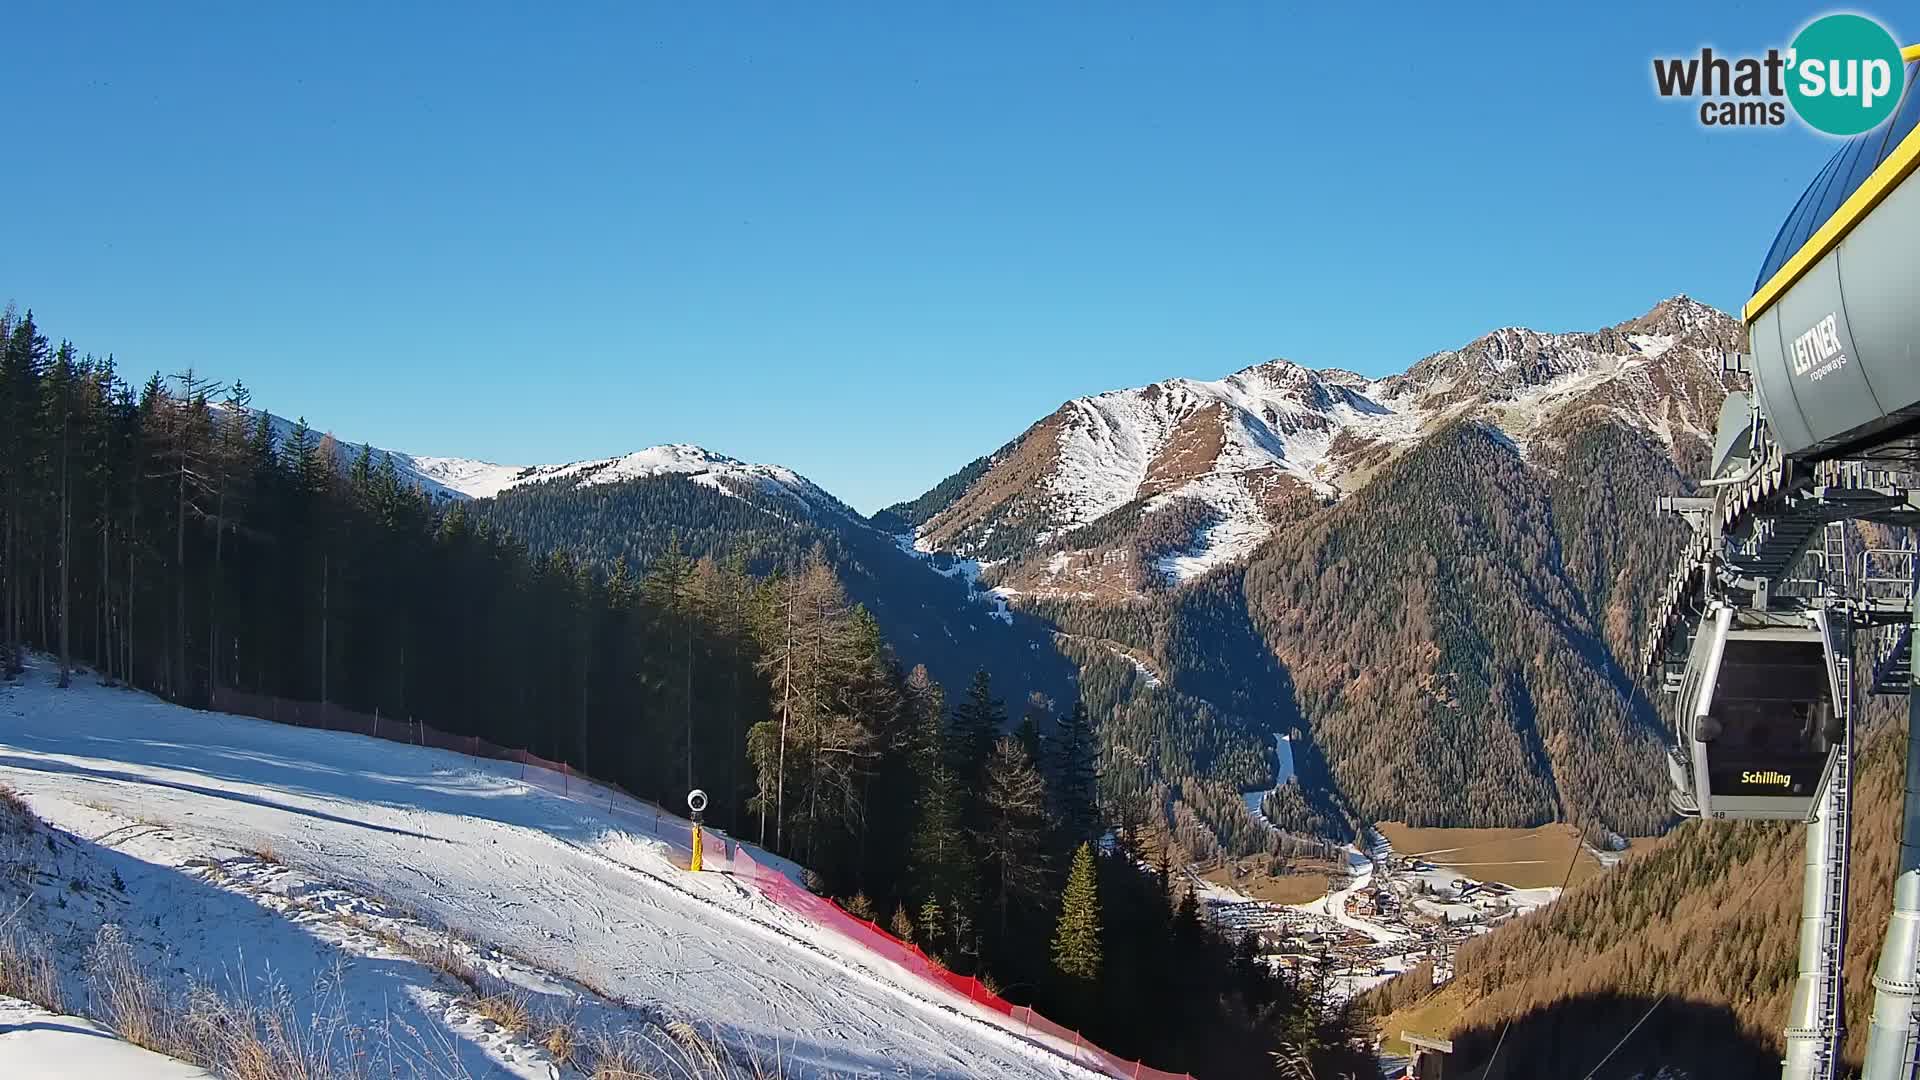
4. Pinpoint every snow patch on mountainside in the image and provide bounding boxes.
[1044,364,1376,537]
[1147,474,1273,584]
[895,534,1015,624]
[404,454,530,499]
